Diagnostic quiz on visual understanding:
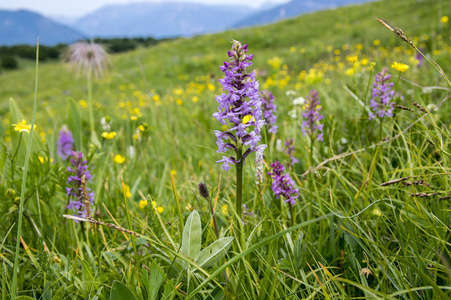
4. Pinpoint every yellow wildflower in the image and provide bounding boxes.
[123,184,132,198]
[101,131,117,139]
[11,120,36,133]
[130,115,138,121]
[346,55,358,63]
[170,170,177,176]
[176,99,183,105]
[174,88,183,95]
[221,205,228,215]
[207,83,215,91]
[361,58,369,66]
[345,68,355,76]
[38,157,53,164]
[139,200,164,213]
[138,125,145,132]
[192,96,199,103]
[441,16,449,23]
[373,39,381,46]
[391,62,409,72]
[114,154,125,164]
[79,100,88,108]
[242,115,255,124]
[139,200,147,209]
[372,208,382,217]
